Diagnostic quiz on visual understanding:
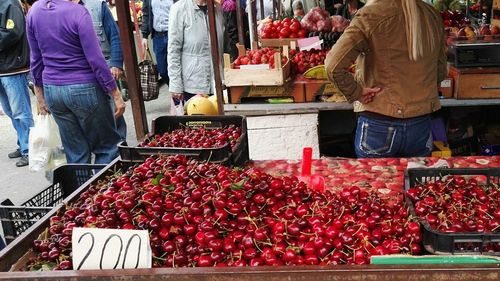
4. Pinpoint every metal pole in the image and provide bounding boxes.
[248,0,258,45]
[235,0,245,45]
[115,0,149,140]
[272,0,276,19]
[259,0,265,20]
[207,0,225,115]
